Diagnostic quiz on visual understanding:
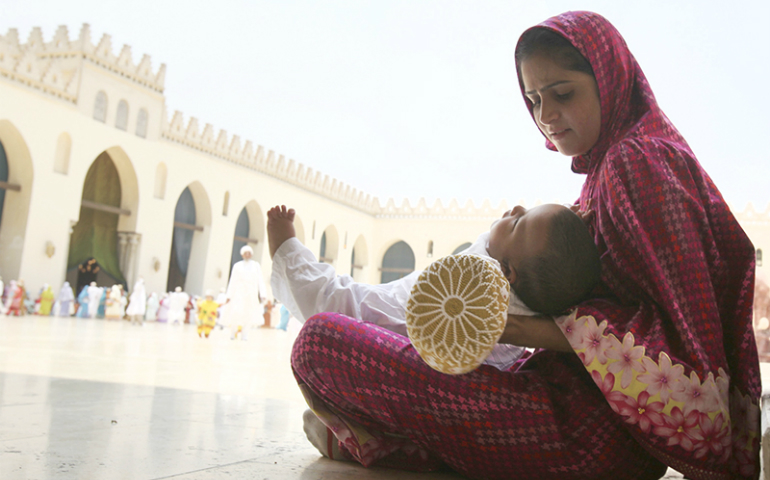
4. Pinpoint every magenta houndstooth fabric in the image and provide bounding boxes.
[292,313,668,479]
[518,11,761,479]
